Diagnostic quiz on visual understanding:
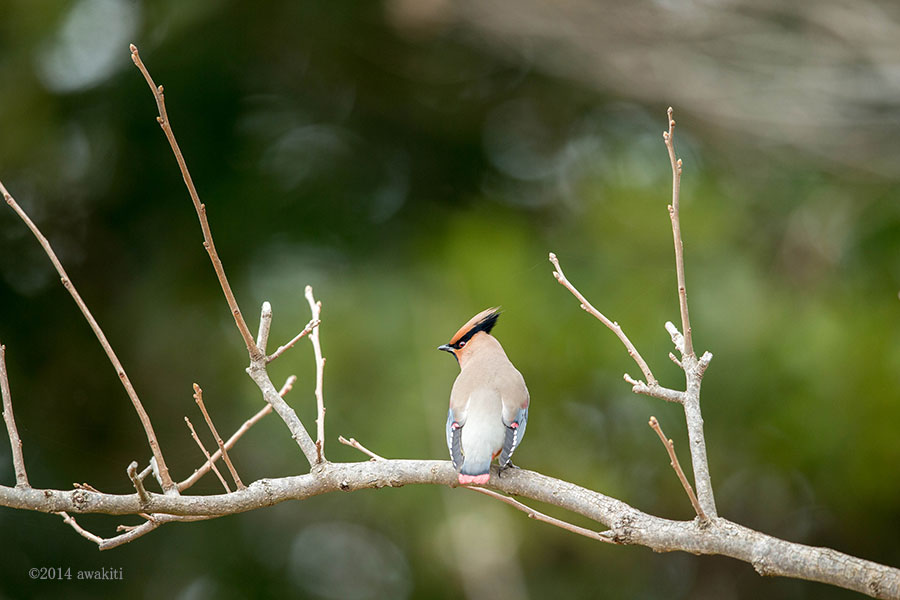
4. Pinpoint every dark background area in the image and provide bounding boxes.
[1,1,899,598]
